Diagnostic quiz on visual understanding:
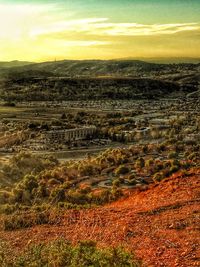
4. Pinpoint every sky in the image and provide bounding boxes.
[0,0,199,62]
